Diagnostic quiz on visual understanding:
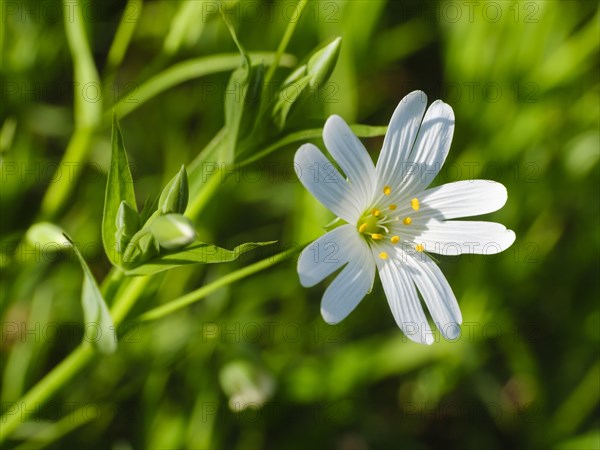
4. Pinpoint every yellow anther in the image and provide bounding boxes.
[415,244,425,252]
[389,204,397,211]
[358,223,367,233]
[391,236,400,244]
[403,217,412,225]
[411,198,420,211]
[371,233,384,240]
[383,185,392,196]
[372,208,381,217]
[379,251,388,260]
